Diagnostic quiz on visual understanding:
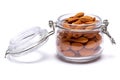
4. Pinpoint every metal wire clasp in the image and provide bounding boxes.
[101,20,116,44]
[46,20,55,37]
